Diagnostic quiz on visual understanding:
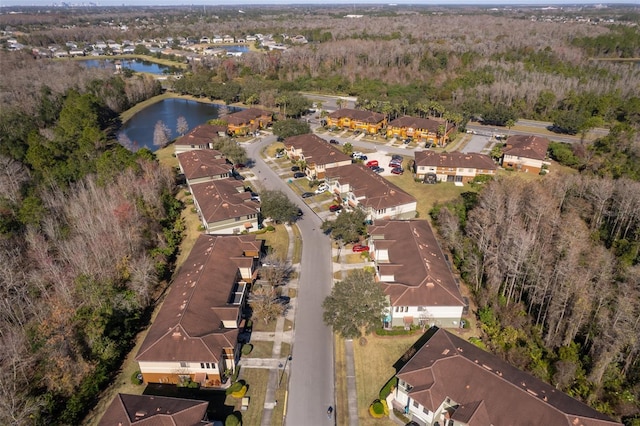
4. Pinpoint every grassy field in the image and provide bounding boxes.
[354,333,418,426]
[243,341,274,358]
[334,336,349,426]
